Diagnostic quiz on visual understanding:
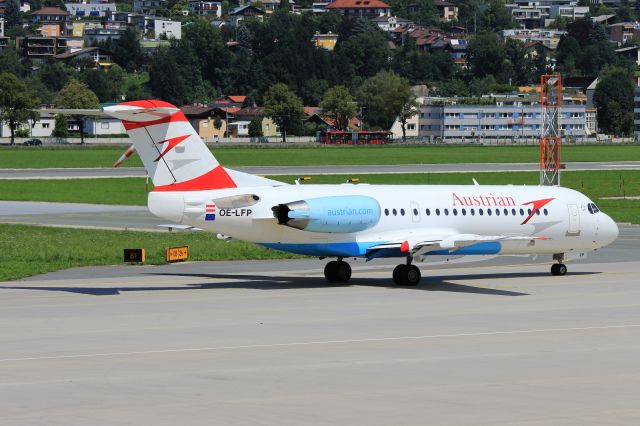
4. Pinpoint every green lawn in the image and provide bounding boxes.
[1,170,638,223]
[1,144,639,168]
[0,224,301,282]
